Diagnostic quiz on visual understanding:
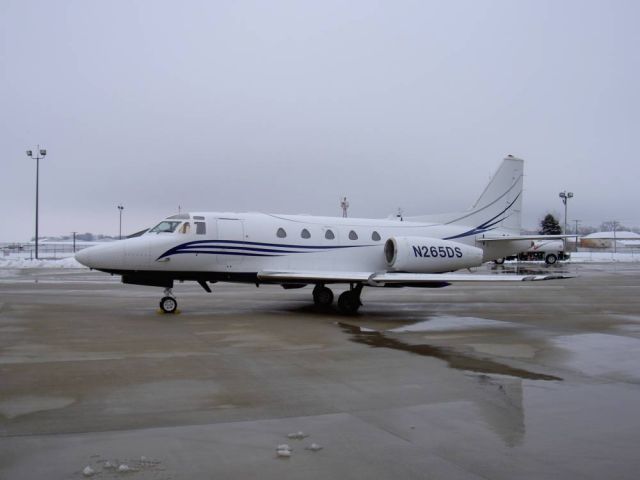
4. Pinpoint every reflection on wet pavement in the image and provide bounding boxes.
[489,264,574,275]
[339,322,561,381]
